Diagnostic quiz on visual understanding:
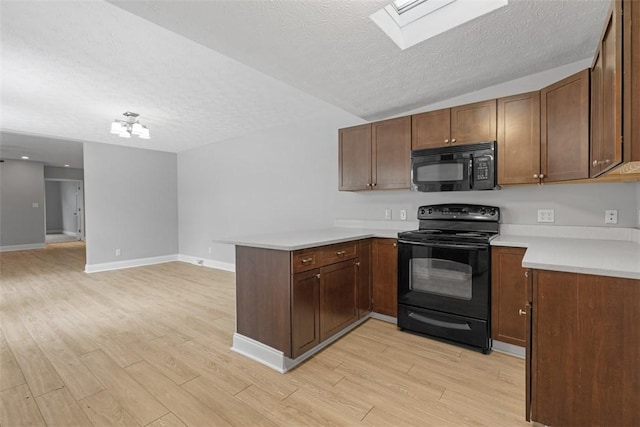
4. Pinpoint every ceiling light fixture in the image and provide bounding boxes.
[64,164,70,167]
[110,111,150,139]
[21,156,29,159]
